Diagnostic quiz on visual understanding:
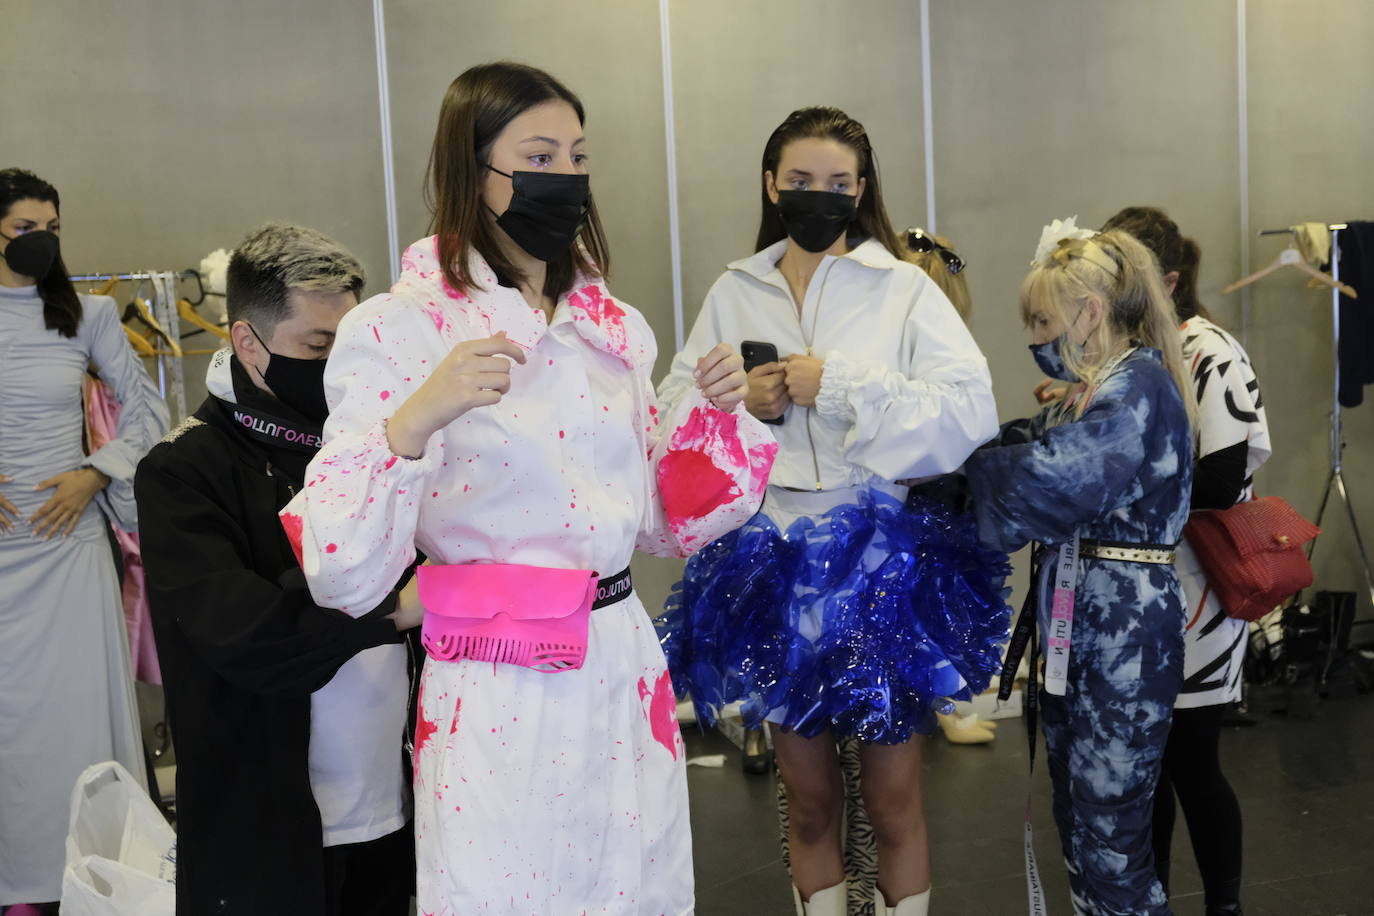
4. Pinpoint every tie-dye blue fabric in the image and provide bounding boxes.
[967,347,1193,916]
